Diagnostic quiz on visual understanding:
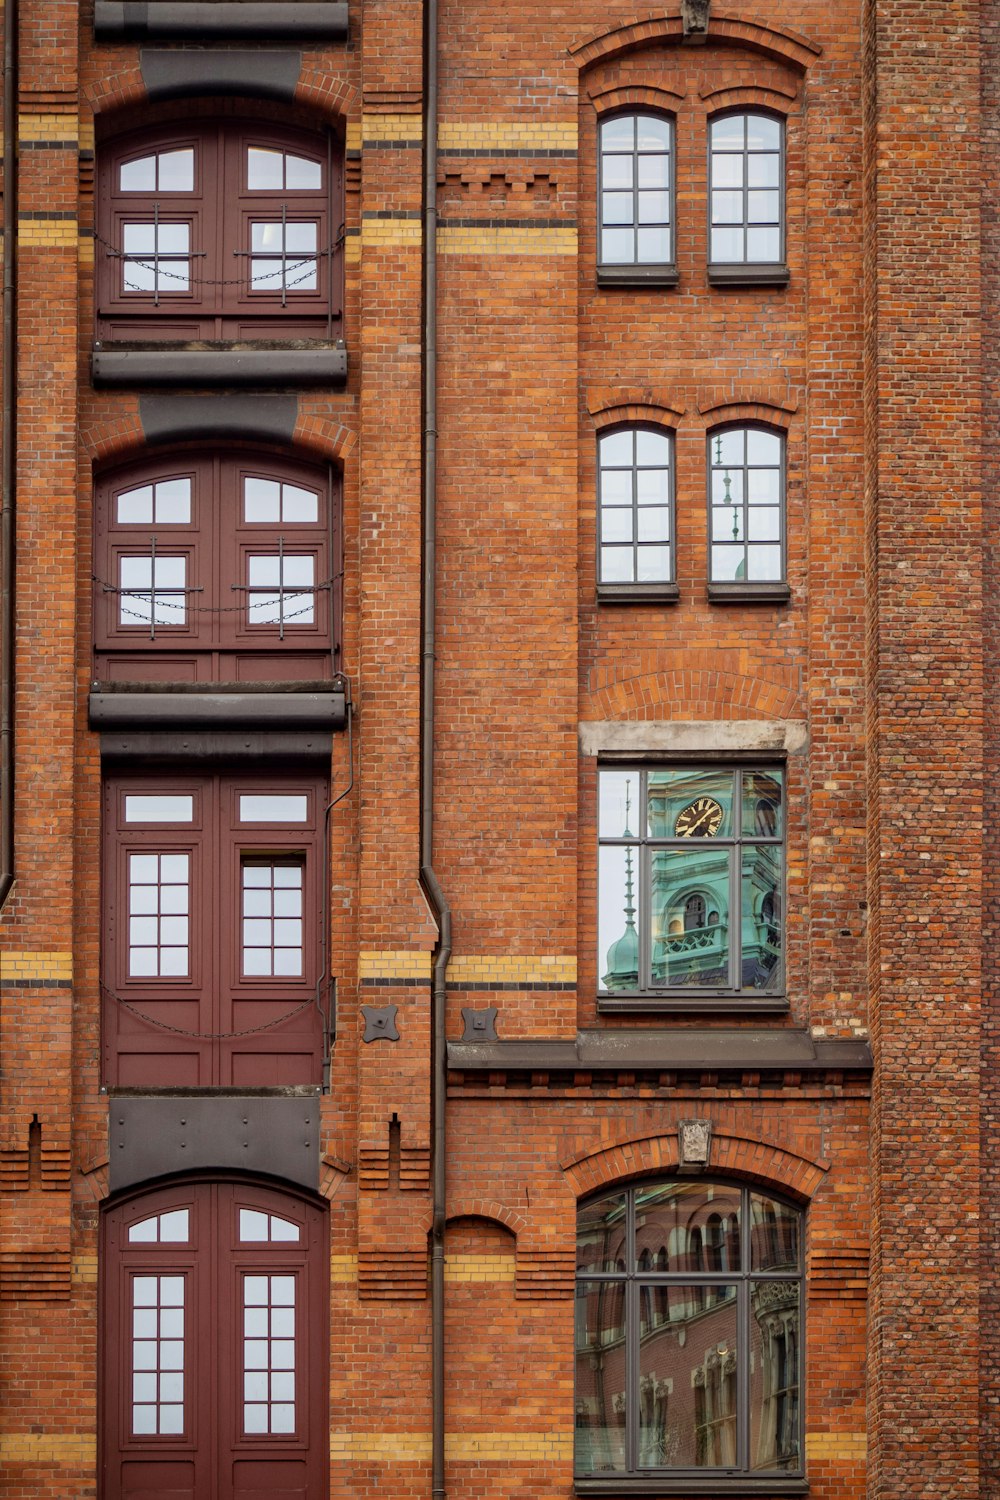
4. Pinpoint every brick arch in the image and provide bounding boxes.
[418,1199,528,1239]
[84,63,353,129]
[80,408,355,467]
[588,388,686,425]
[81,407,146,467]
[700,82,799,113]
[570,11,822,74]
[561,1130,829,1204]
[697,390,798,426]
[592,403,682,433]
[587,83,687,114]
[582,665,803,722]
